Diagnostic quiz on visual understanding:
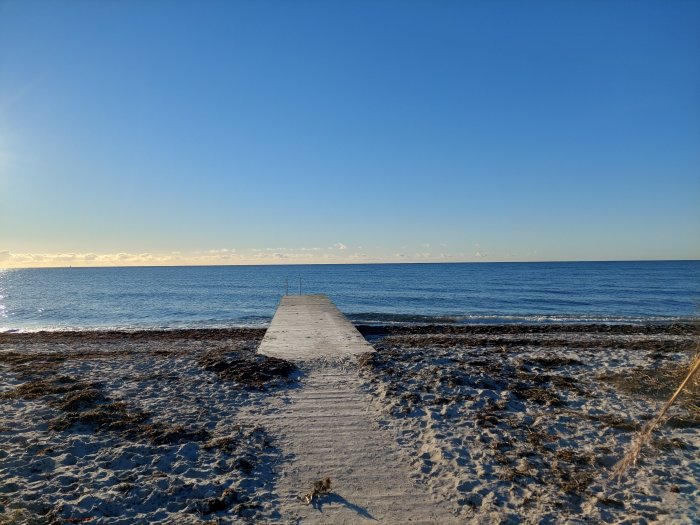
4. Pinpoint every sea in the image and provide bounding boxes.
[0,261,698,332]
